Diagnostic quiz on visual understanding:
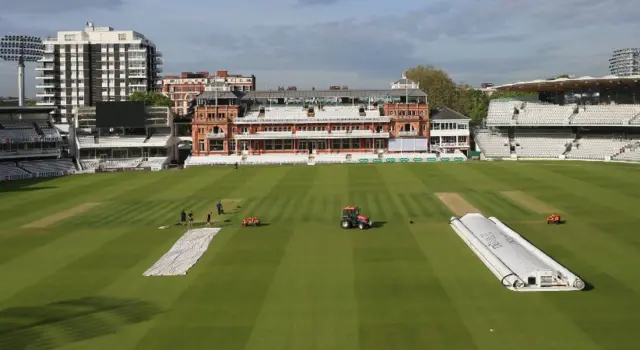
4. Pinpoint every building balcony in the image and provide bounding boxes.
[35,66,54,71]
[36,92,55,97]
[38,56,54,62]
[35,75,55,80]
[233,116,391,124]
[207,132,226,139]
[37,101,56,106]
[234,131,390,140]
[398,130,418,136]
[36,84,55,89]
